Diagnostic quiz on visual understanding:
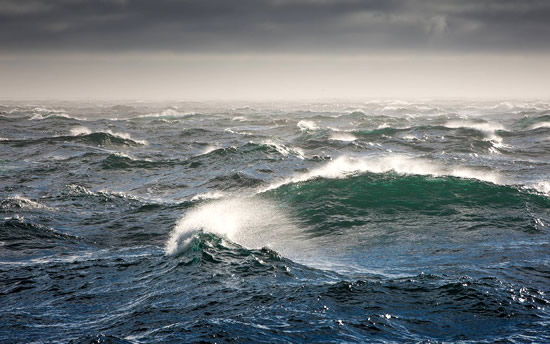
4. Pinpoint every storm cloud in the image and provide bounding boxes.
[1,0,550,54]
